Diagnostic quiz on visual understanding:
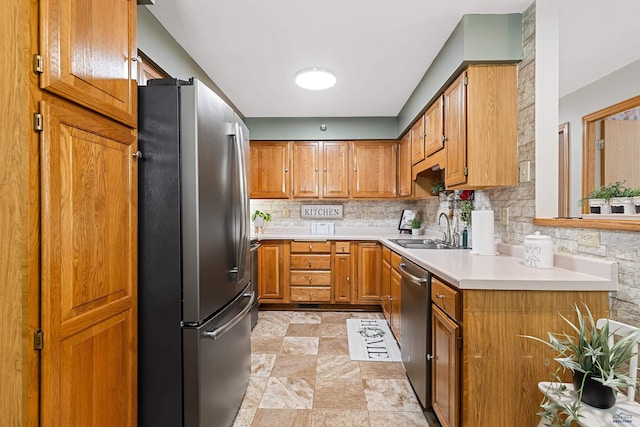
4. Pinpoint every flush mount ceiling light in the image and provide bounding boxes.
[295,68,336,90]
